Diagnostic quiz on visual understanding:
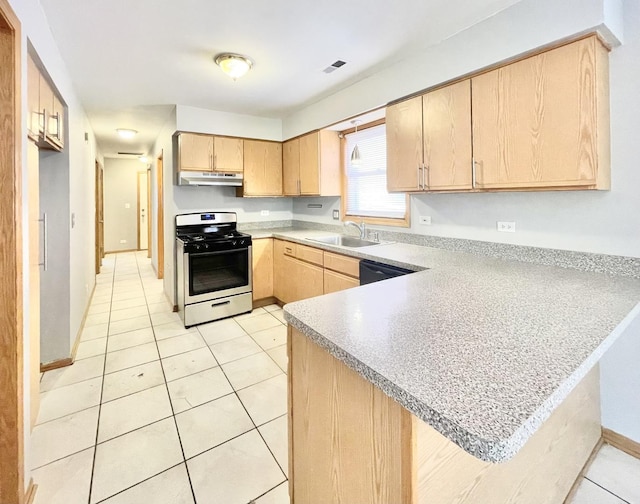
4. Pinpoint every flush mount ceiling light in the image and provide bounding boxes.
[116,128,138,139]
[214,53,253,80]
[350,120,362,166]
[139,155,148,163]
